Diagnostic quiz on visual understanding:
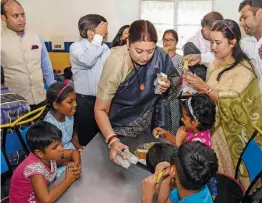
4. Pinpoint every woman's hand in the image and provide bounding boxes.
[159,78,171,93]
[184,72,208,92]
[109,140,129,165]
